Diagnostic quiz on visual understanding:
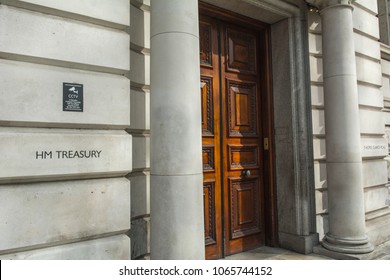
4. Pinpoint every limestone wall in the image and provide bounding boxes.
[0,0,132,259]
[376,43,390,245]
[378,0,390,45]
[128,0,151,260]
[308,10,327,239]
[309,0,390,245]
